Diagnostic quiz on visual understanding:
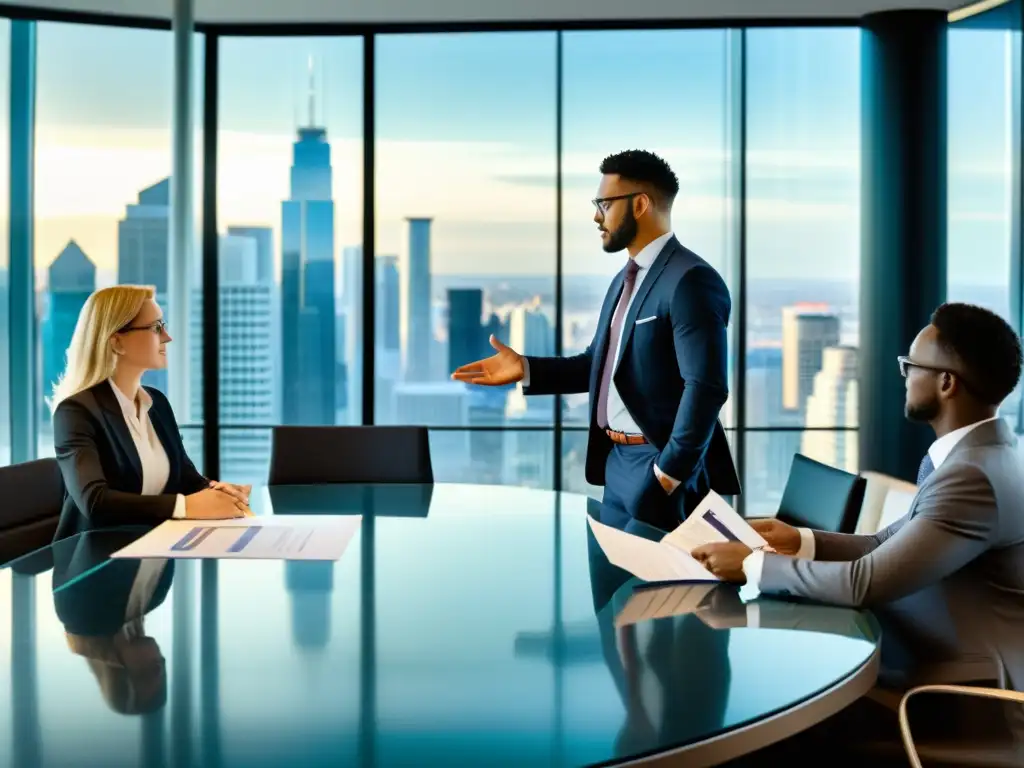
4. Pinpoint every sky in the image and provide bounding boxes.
[0,21,1011,292]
